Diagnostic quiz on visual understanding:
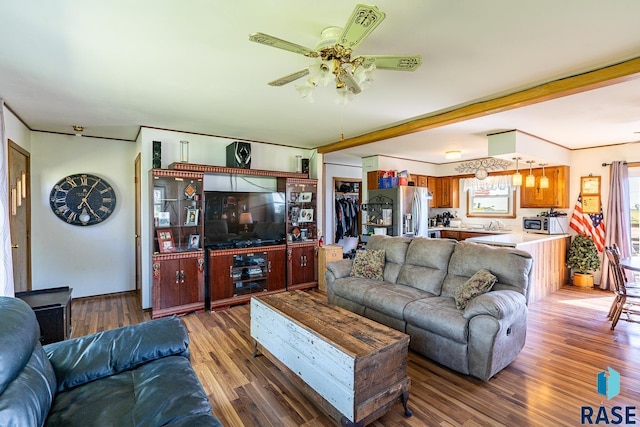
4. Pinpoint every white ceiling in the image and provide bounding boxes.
[1,1,640,165]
